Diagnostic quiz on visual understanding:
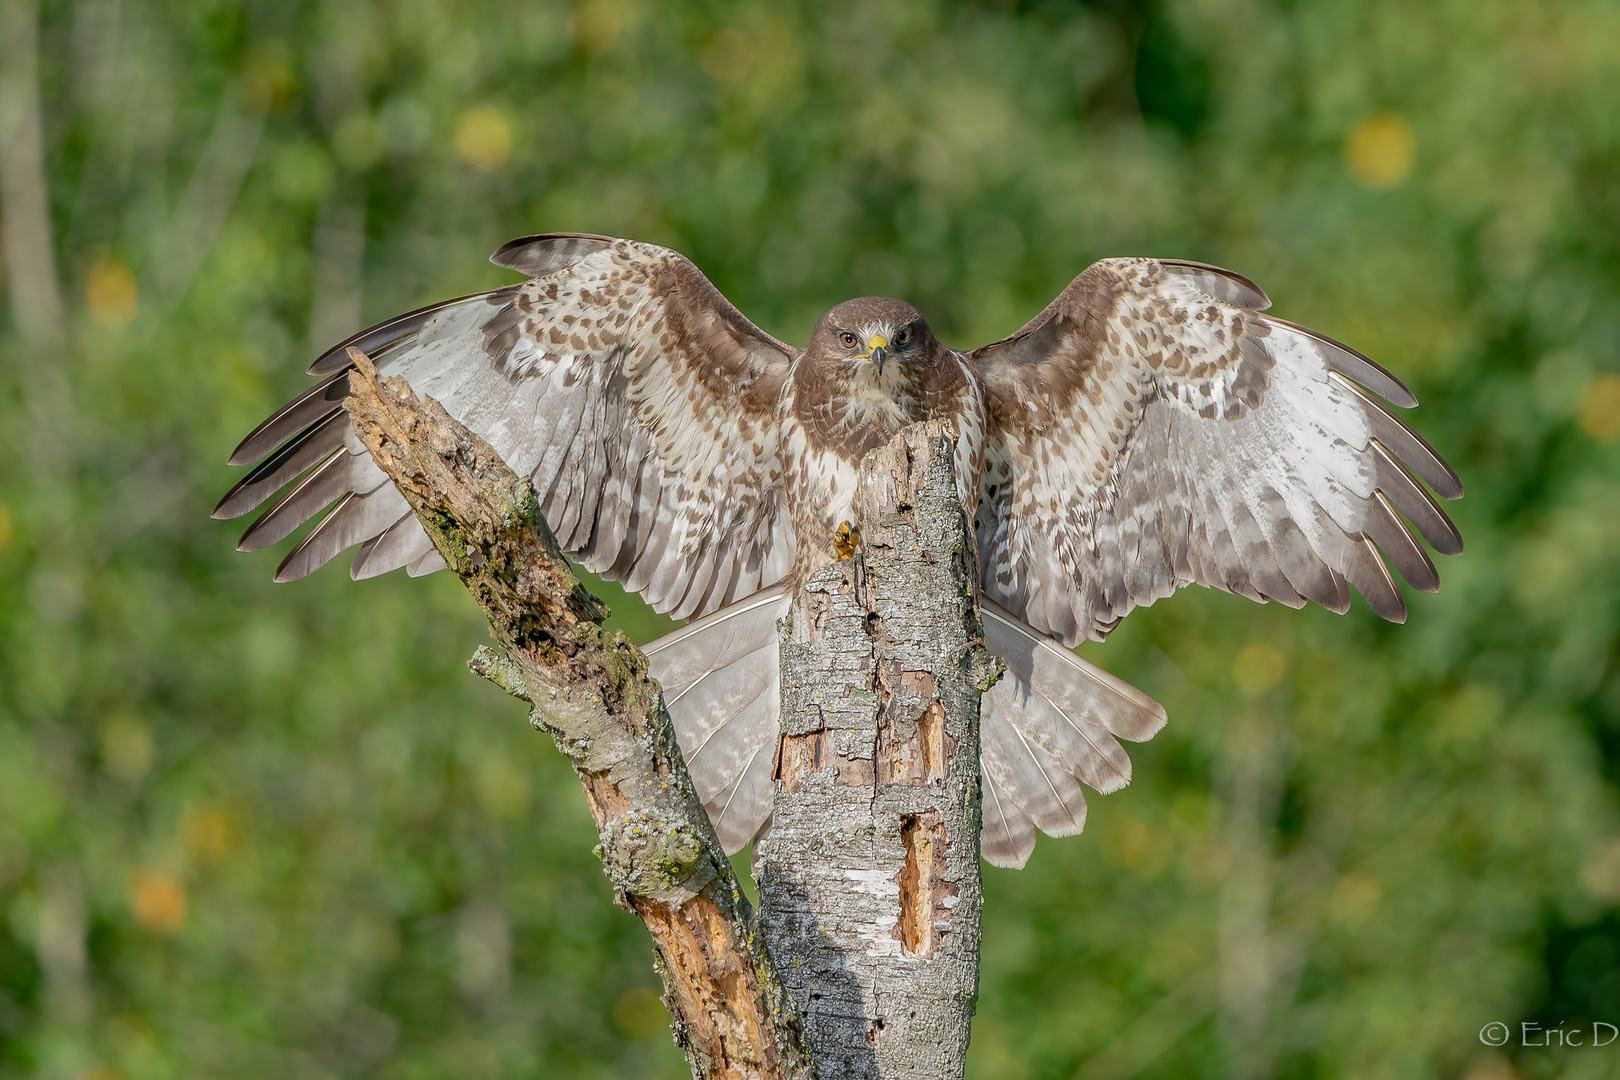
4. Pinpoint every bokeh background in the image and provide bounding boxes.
[2,0,1618,1077]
